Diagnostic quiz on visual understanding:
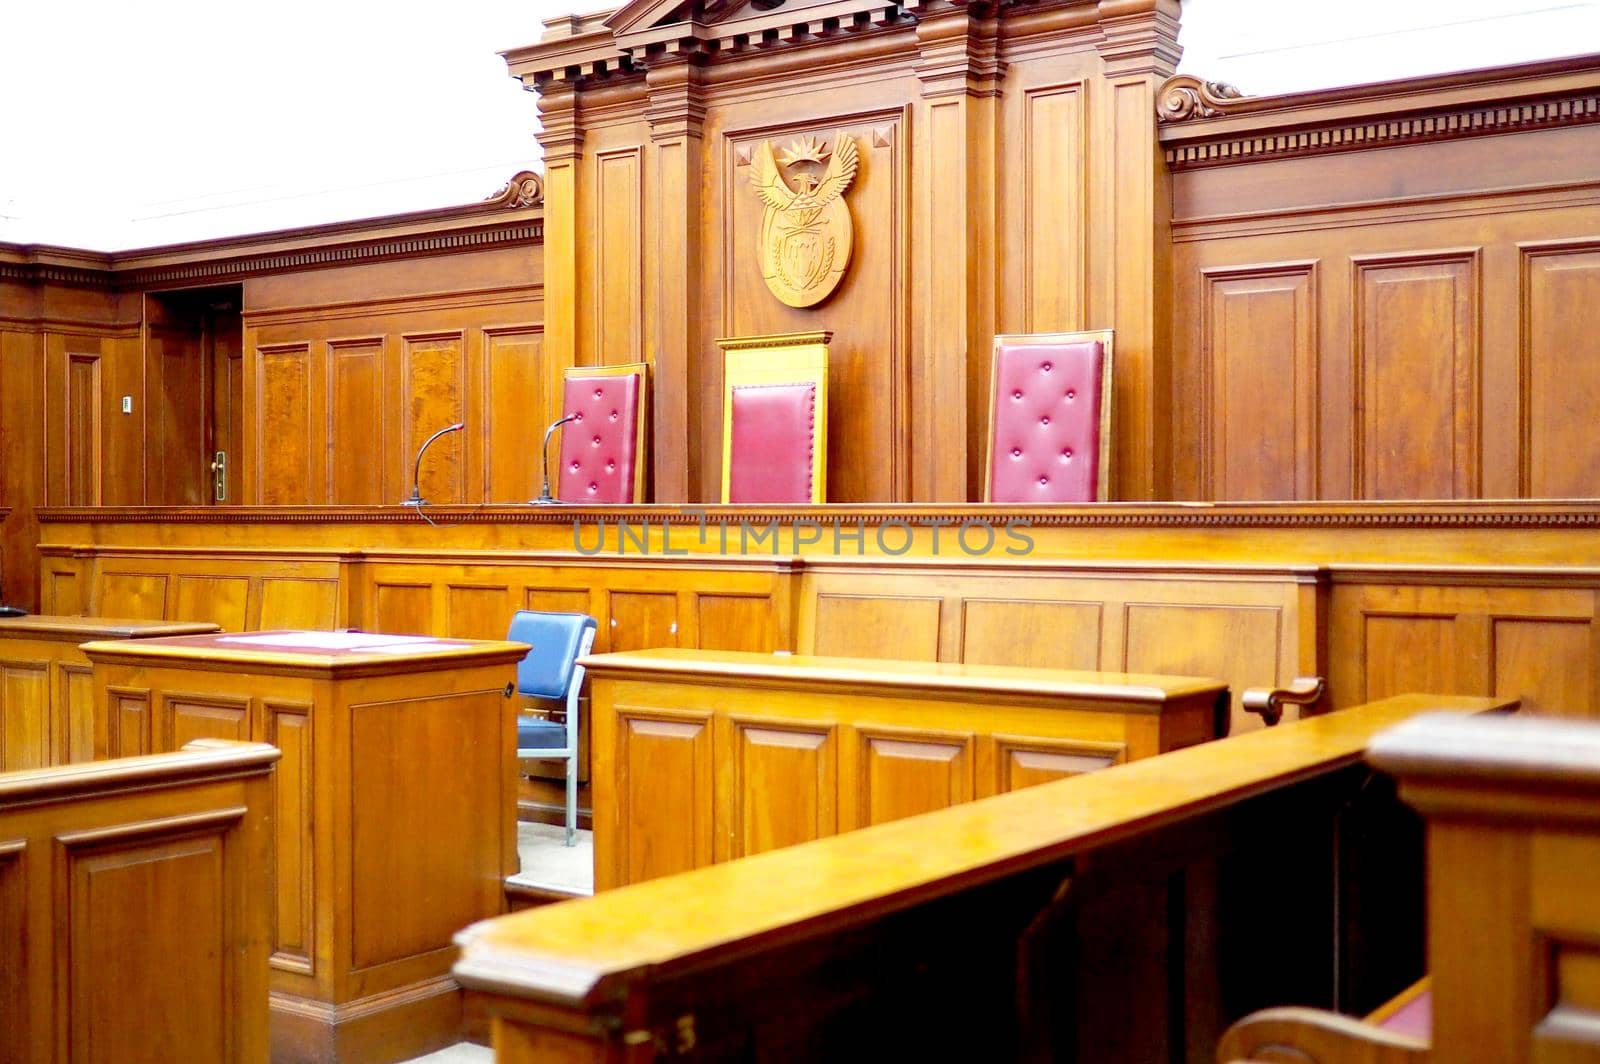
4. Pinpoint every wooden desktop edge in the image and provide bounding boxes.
[0,739,280,804]
[453,694,1515,1009]
[578,649,1228,705]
